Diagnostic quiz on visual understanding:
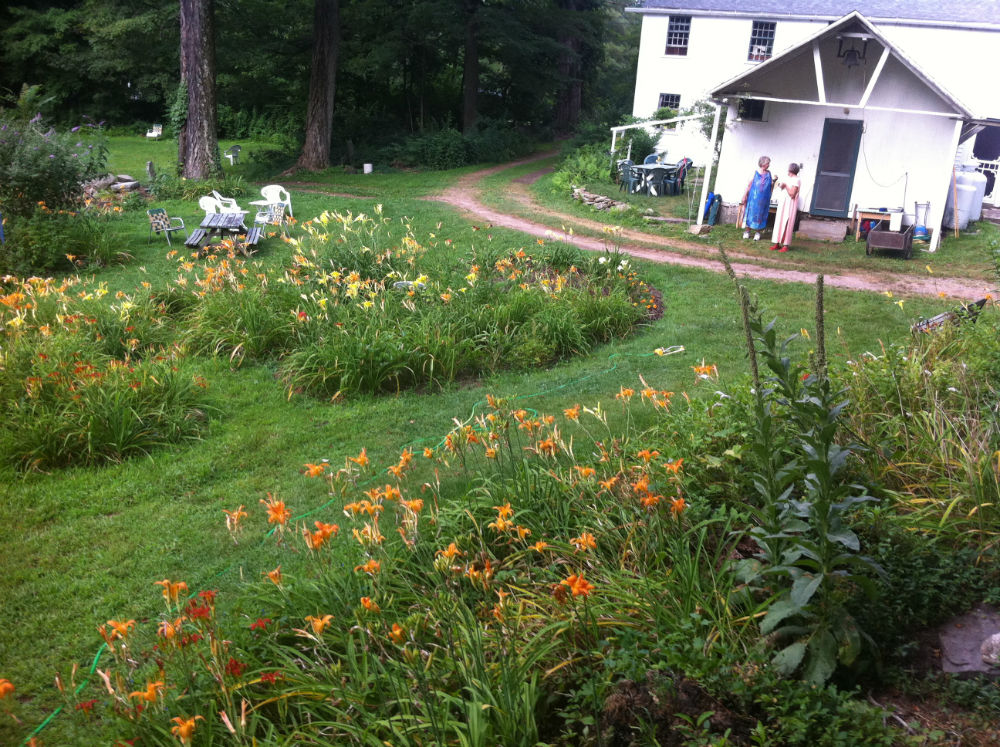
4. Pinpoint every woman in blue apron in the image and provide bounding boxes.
[740,156,773,241]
